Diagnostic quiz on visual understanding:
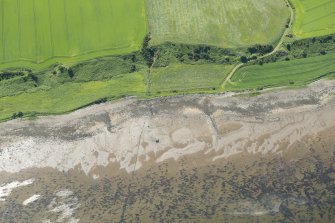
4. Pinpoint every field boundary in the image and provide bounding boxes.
[0,44,139,71]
